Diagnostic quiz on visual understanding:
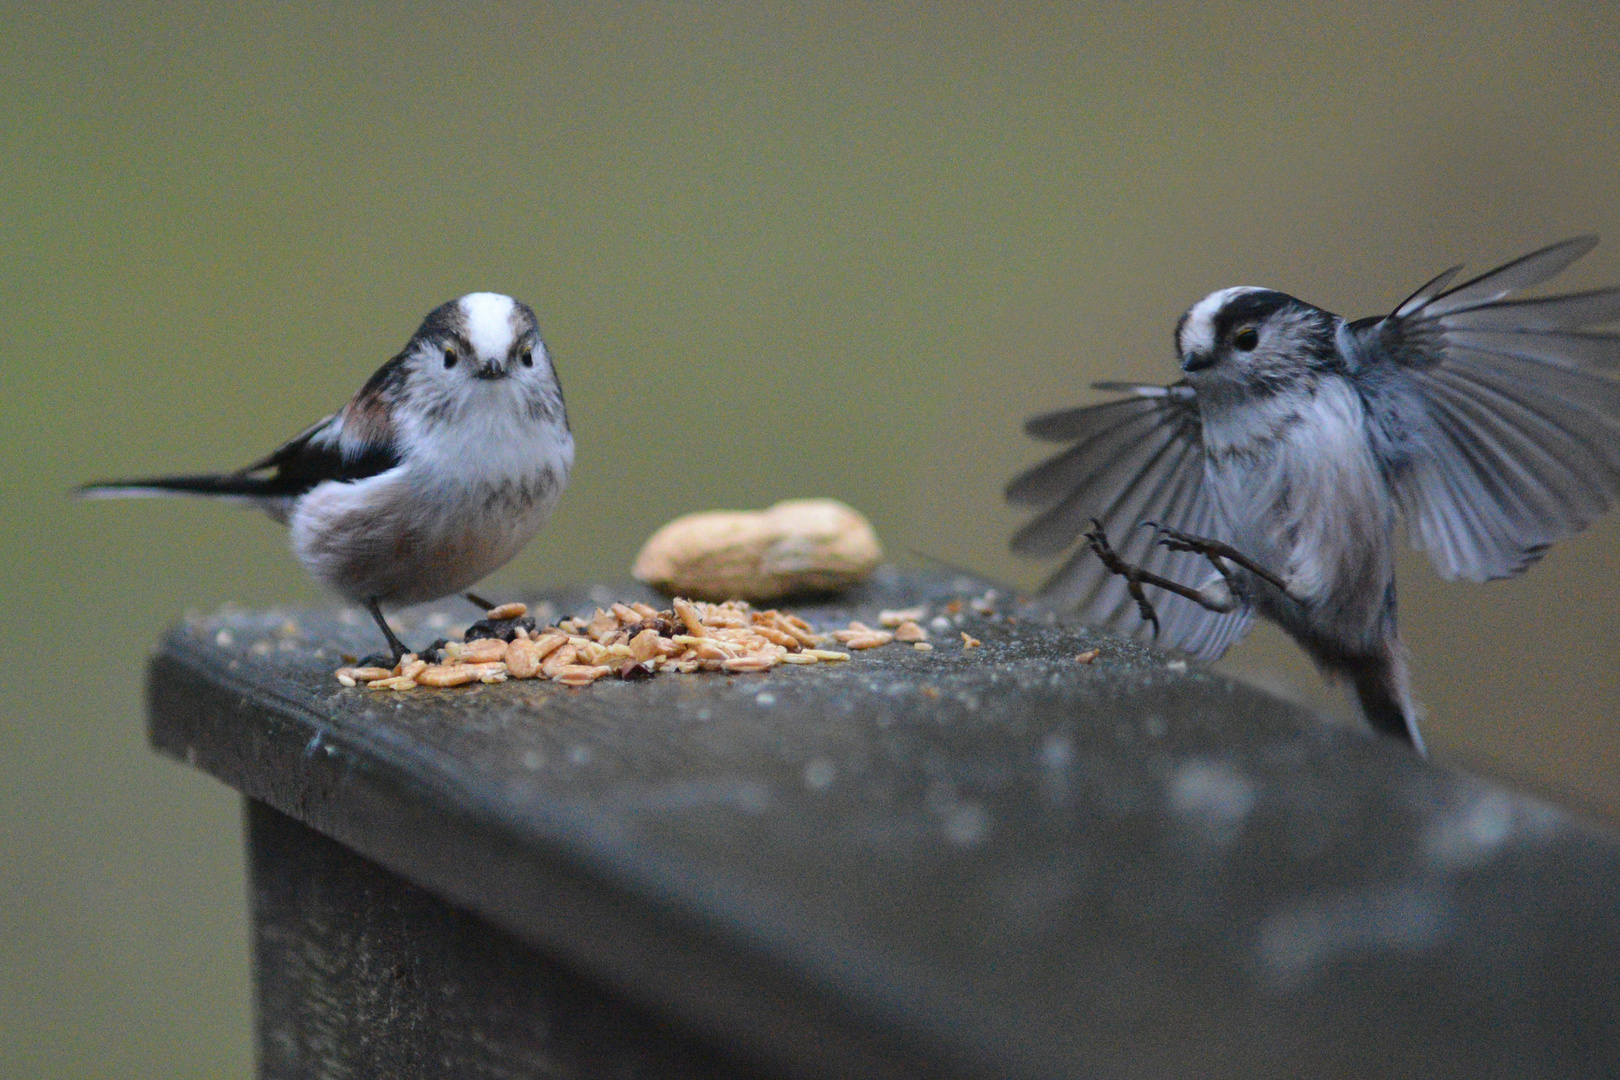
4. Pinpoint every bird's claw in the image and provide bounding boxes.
[1086,519,1163,638]
[1139,519,1203,555]
[1139,522,1293,597]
